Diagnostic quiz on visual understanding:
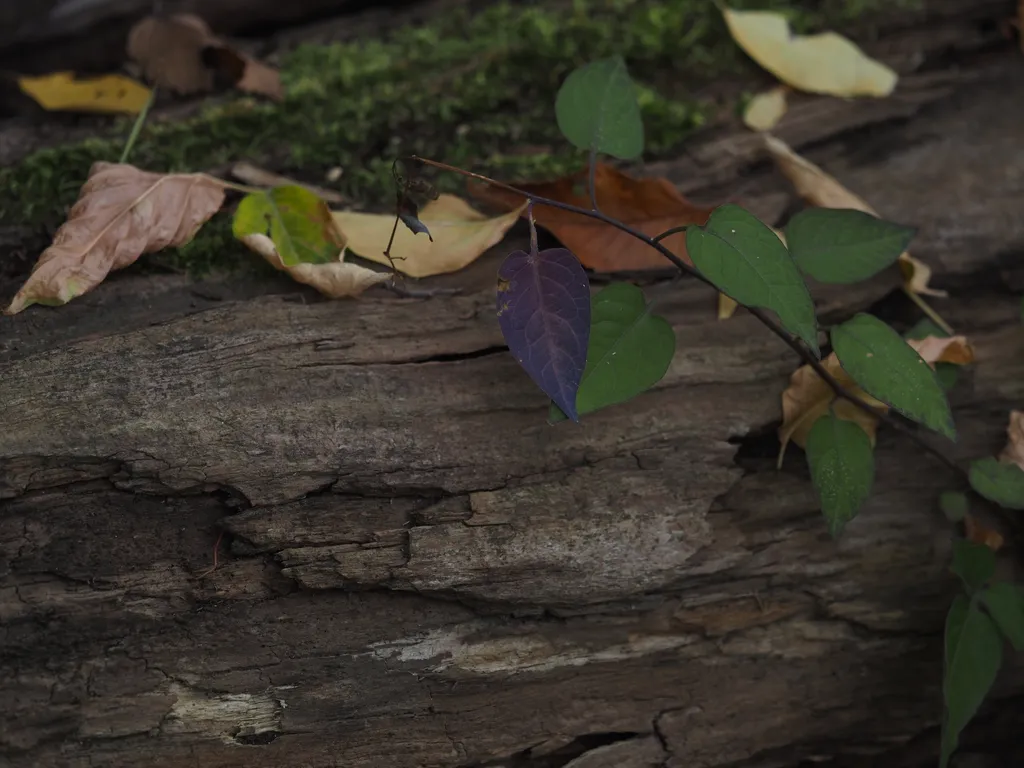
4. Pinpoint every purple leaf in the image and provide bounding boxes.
[496,247,591,421]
